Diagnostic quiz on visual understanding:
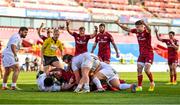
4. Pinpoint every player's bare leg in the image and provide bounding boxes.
[75,67,90,93]
[73,70,81,84]
[92,72,105,91]
[166,64,173,85]
[136,63,143,91]
[144,63,155,91]
[172,63,177,85]
[11,64,21,90]
[109,79,136,93]
[2,67,11,90]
